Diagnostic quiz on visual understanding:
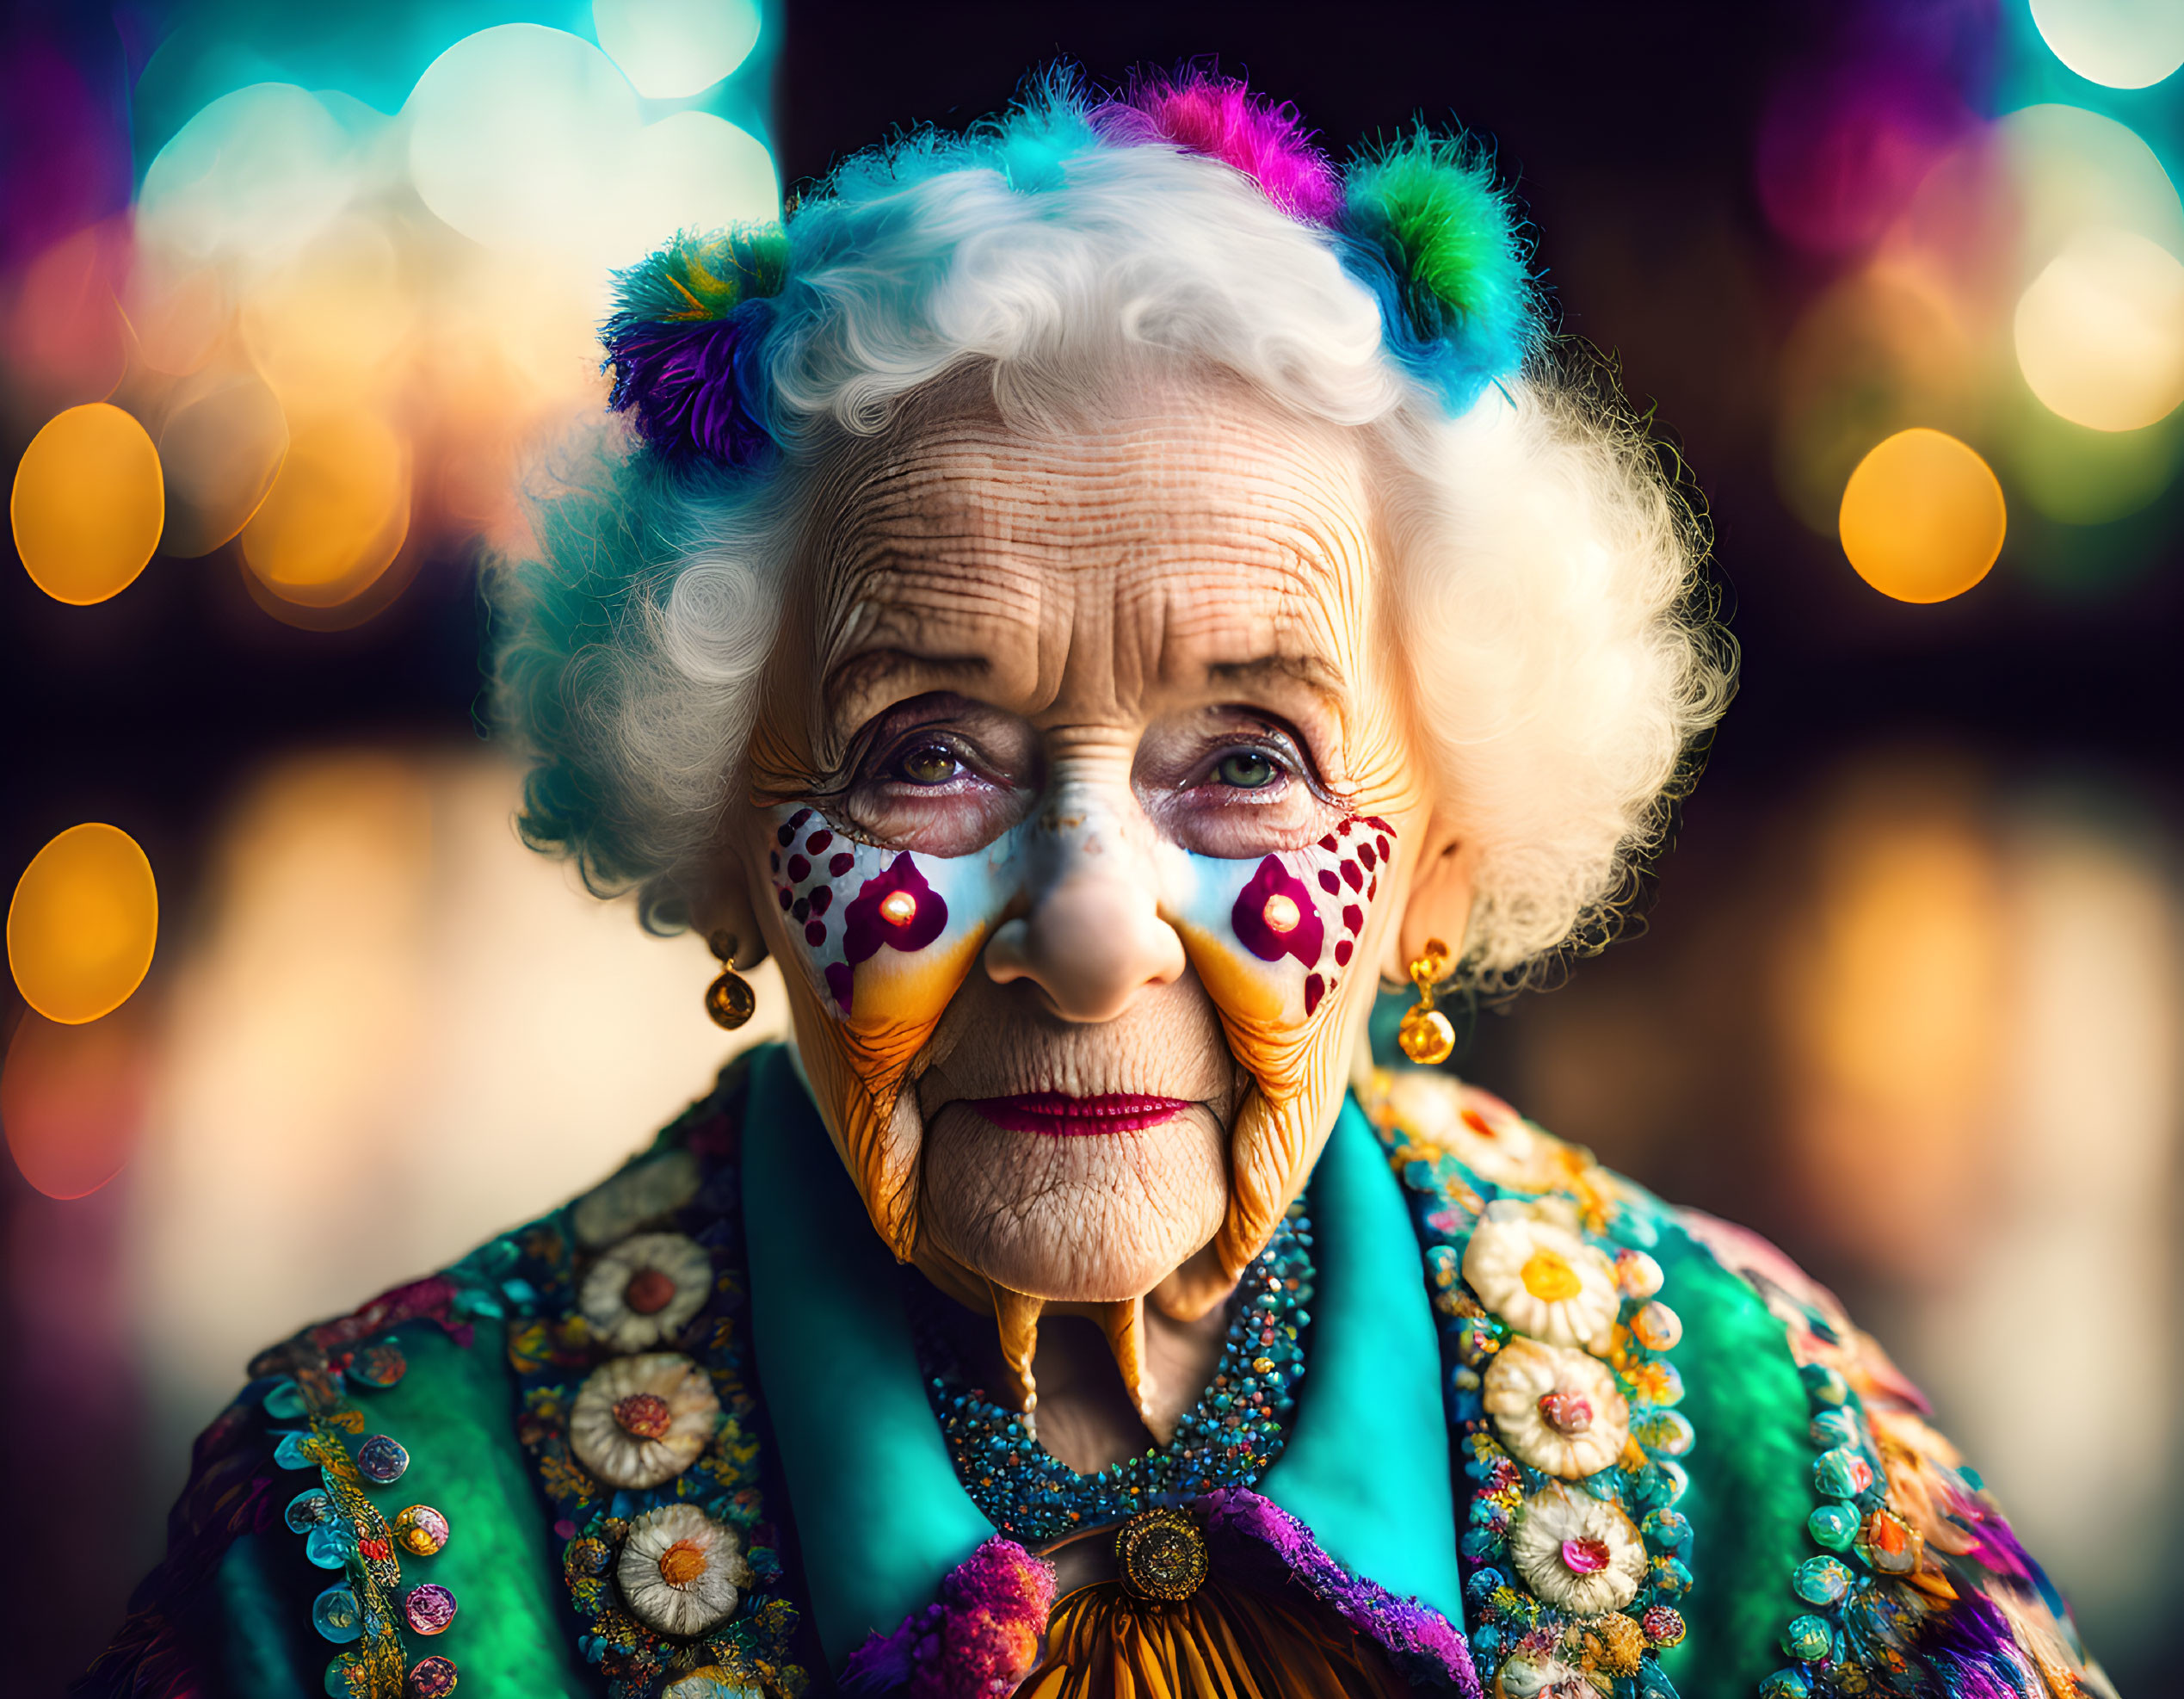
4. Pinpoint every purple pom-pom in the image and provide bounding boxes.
[1089,69,1342,226]
[605,307,775,466]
